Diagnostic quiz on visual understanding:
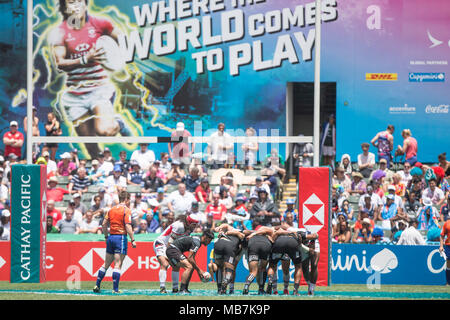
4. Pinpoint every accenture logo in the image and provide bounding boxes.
[389,104,416,114]
[302,193,324,234]
[425,104,449,114]
[79,248,134,277]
